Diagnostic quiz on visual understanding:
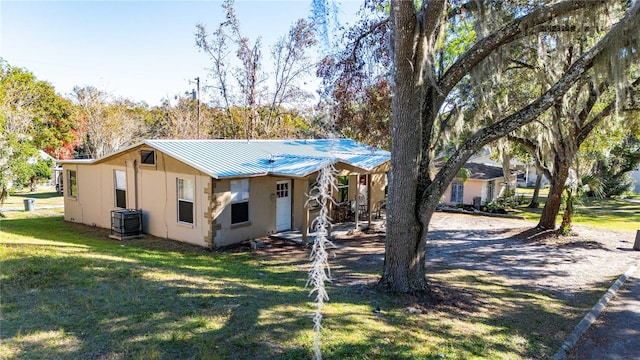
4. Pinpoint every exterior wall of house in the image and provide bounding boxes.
[441,179,489,206]
[464,180,485,205]
[63,148,212,248]
[62,147,390,249]
[211,176,283,248]
[441,175,516,206]
[292,178,310,231]
[211,167,389,247]
[516,164,548,187]
[631,168,640,194]
[369,172,387,215]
